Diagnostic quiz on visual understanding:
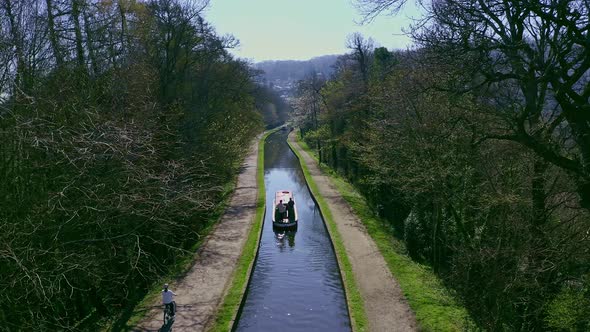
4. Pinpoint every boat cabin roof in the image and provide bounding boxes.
[275,190,293,204]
